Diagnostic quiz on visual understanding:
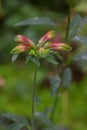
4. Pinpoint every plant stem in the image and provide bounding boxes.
[65,2,71,42]
[61,1,71,125]
[50,2,71,122]
[50,88,59,122]
[31,64,38,130]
